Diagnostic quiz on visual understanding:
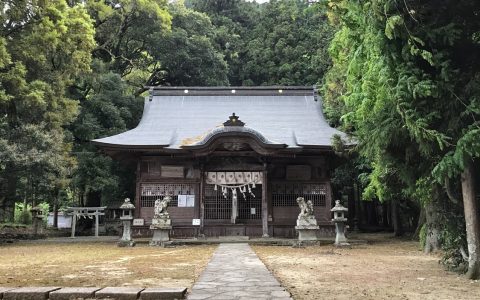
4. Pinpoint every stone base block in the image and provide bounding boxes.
[4,287,60,300]
[139,287,187,300]
[118,240,136,247]
[0,288,15,299]
[295,226,319,241]
[297,230,319,241]
[49,287,100,300]
[95,287,144,300]
[335,242,351,248]
[149,241,173,247]
[150,228,171,246]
